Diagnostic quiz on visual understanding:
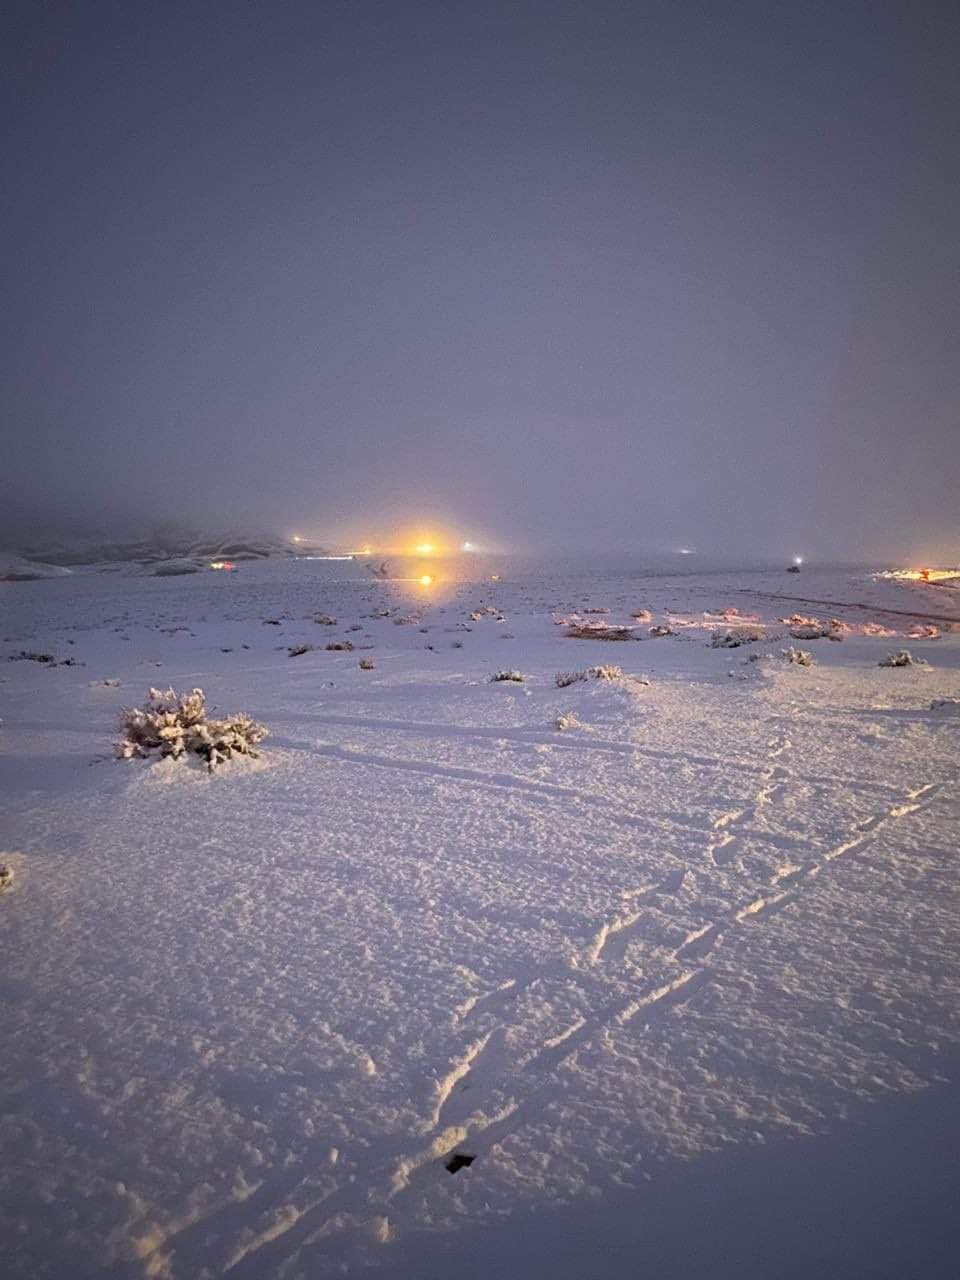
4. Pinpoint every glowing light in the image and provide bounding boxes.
[490,574,501,581]
[876,567,960,582]
[794,555,804,566]
[678,547,695,555]
[291,535,303,543]
[414,543,435,556]
[462,541,474,552]
[419,574,433,585]
[209,561,235,570]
